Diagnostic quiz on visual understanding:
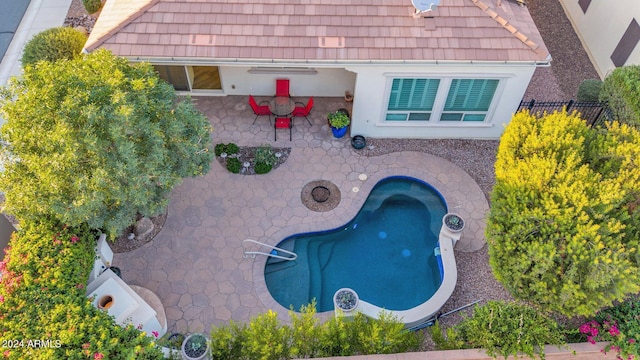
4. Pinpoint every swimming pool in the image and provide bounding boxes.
[264,176,449,313]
